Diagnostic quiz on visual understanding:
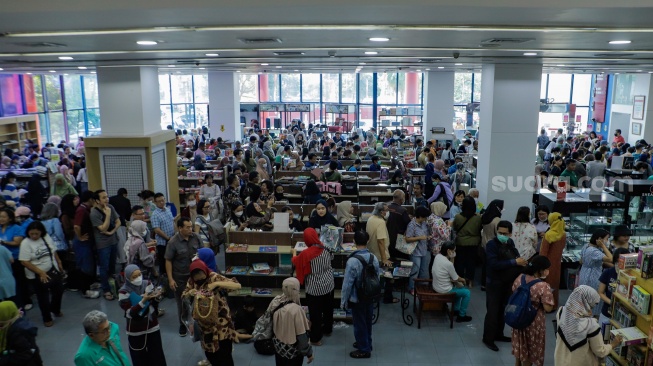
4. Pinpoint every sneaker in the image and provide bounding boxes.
[84,290,100,299]
[456,315,473,323]
[24,304,33,311]
[67,287,79,292]
[349,350,371,359]
[179,324,188,337]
